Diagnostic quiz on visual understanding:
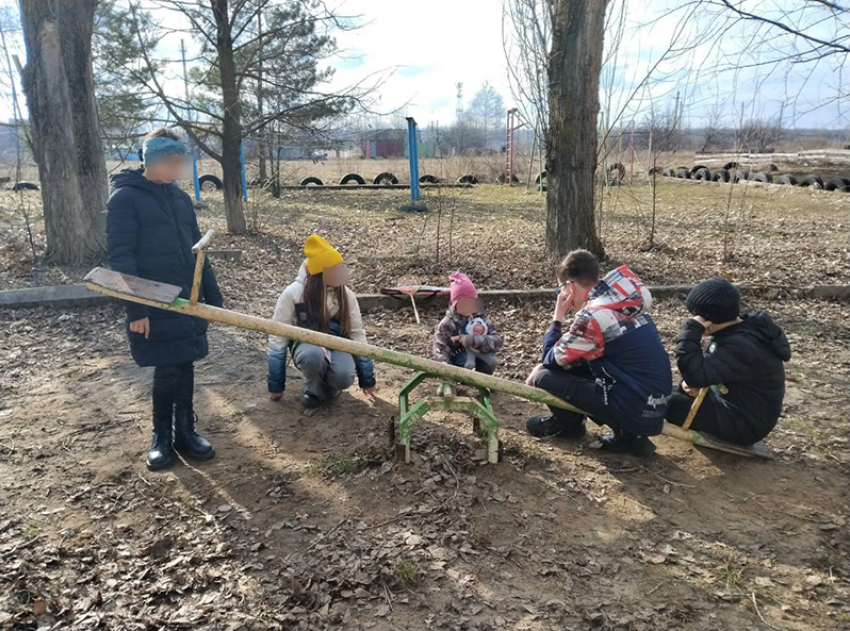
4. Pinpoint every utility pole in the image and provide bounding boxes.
[674,91,681,130]
[455,82,463,121]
